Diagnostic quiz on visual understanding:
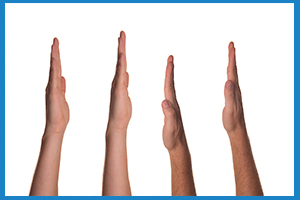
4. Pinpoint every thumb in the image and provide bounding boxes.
[224,80,235,110]
[162,100,176,124]
[61,76,66,94]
